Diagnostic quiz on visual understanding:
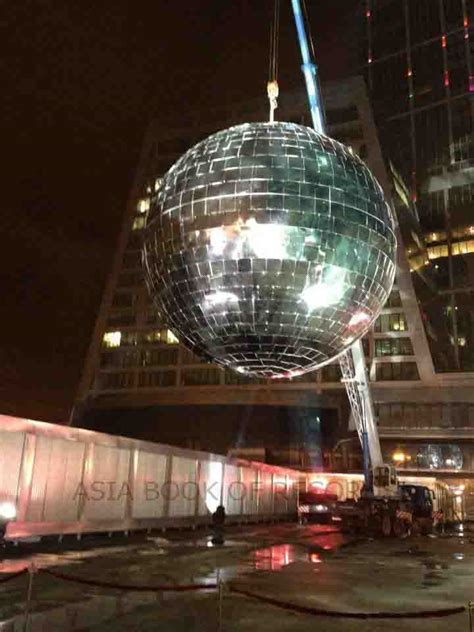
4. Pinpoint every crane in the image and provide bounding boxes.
[287,0,440,536]
[289,0,390,494]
